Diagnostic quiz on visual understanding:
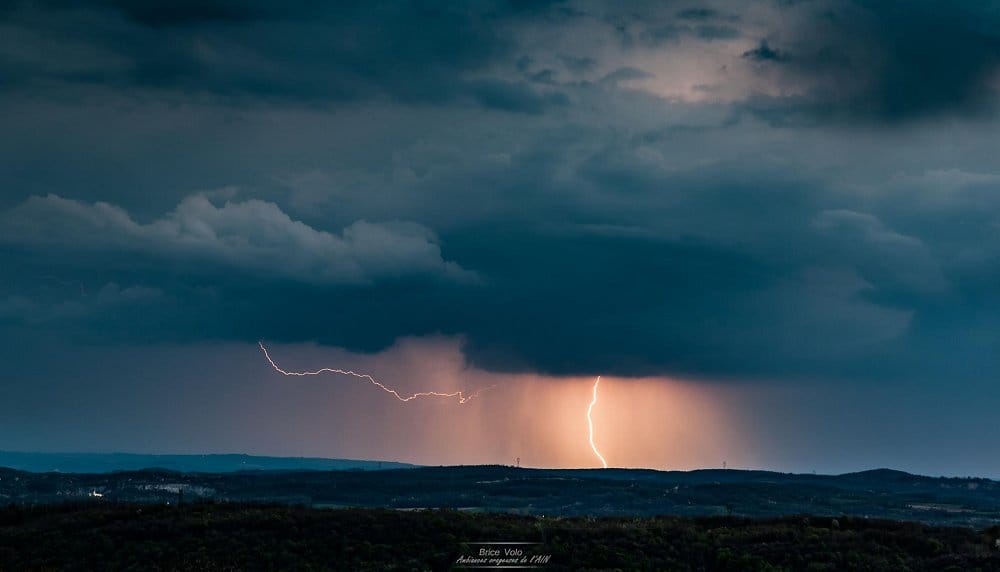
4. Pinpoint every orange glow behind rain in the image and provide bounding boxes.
[252,338,749,470]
